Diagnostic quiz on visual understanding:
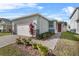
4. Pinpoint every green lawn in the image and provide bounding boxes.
[0,32,11,36]
[53,32,79,56]
[60,32,79,41]
[0,44,25,56]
